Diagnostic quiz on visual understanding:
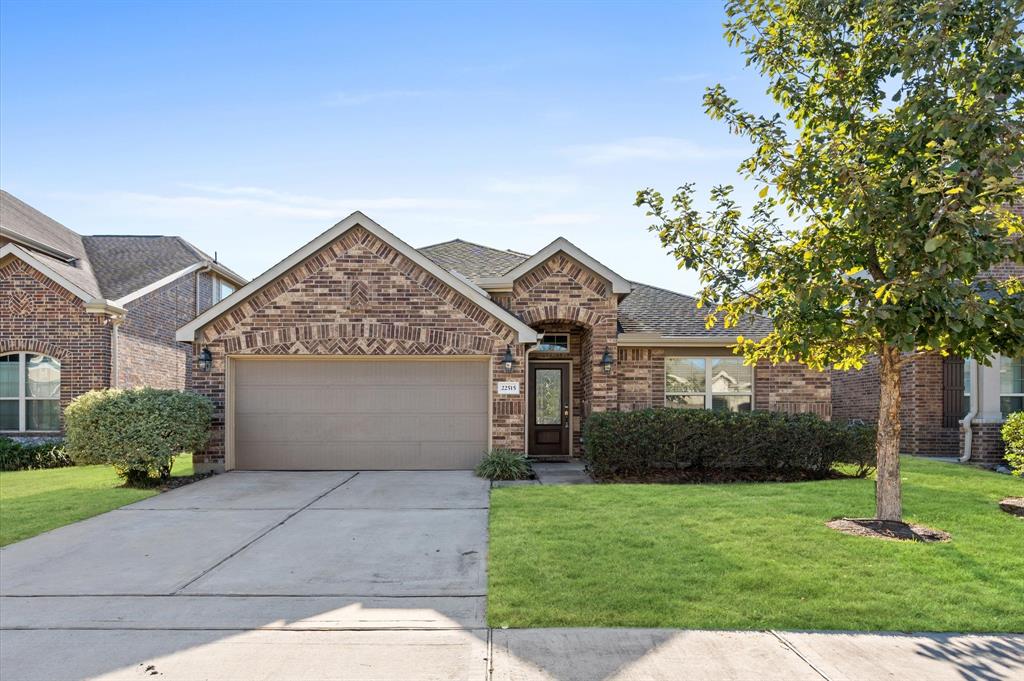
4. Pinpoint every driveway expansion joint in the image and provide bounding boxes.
[169,472,361,594]
[769,630,832,681]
